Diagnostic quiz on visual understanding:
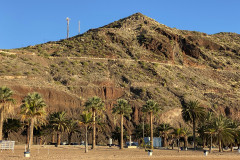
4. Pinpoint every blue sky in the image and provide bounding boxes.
[1,0,239,49]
